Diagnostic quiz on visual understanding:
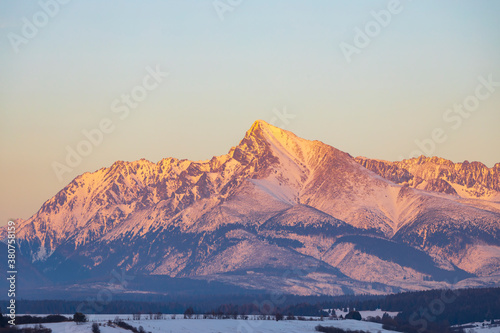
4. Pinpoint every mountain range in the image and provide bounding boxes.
[3,120,500,298]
